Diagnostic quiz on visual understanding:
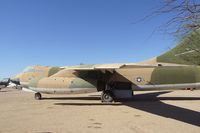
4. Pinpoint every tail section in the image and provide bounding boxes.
[157,29,200,65]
